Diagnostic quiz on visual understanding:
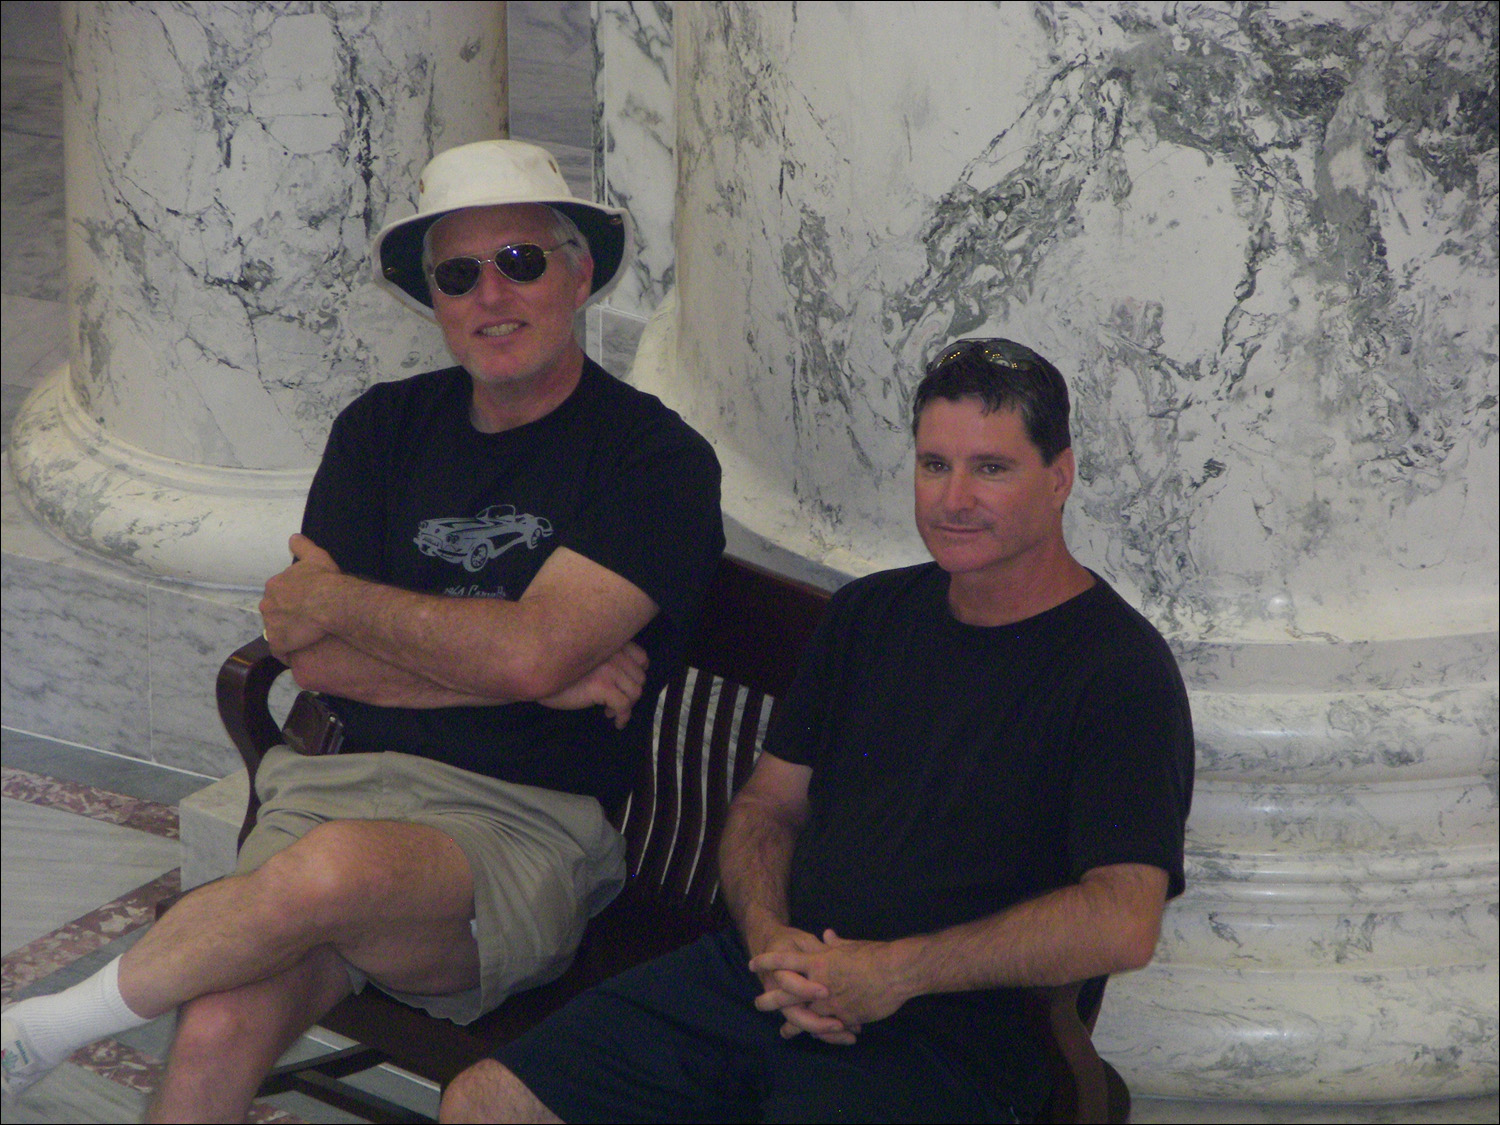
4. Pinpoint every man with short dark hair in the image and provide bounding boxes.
[440,337,1193,1124]
[2,140,724,1121]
